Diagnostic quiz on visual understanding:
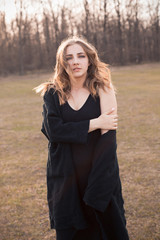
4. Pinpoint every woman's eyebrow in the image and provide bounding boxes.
[66,52,85,56]
[77,52,85,55]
